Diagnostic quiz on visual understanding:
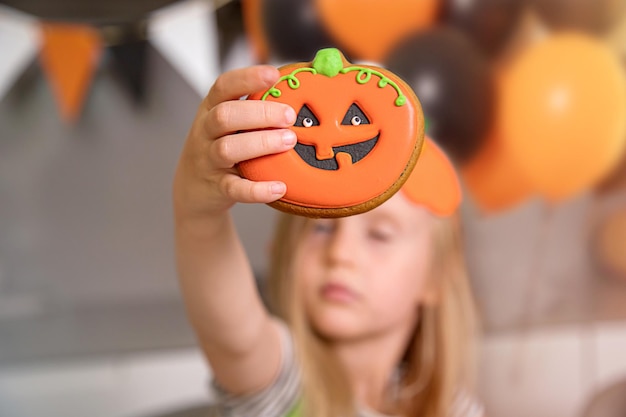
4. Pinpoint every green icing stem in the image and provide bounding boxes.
[261,68,317,100]
[260,62,407,108]
[341,66,406,106]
